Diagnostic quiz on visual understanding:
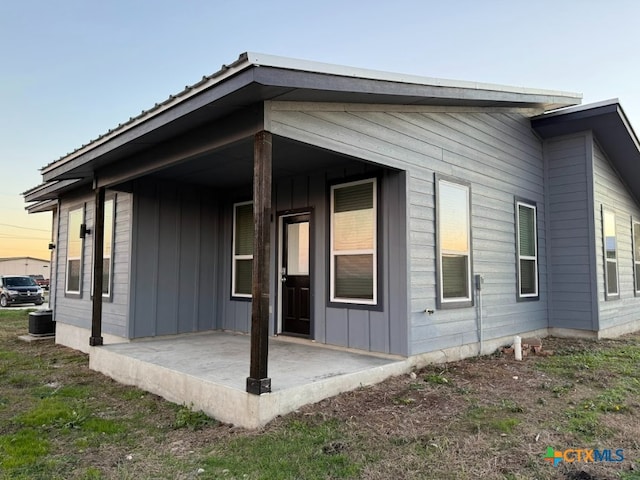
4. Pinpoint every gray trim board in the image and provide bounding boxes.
[585,133,599,331]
